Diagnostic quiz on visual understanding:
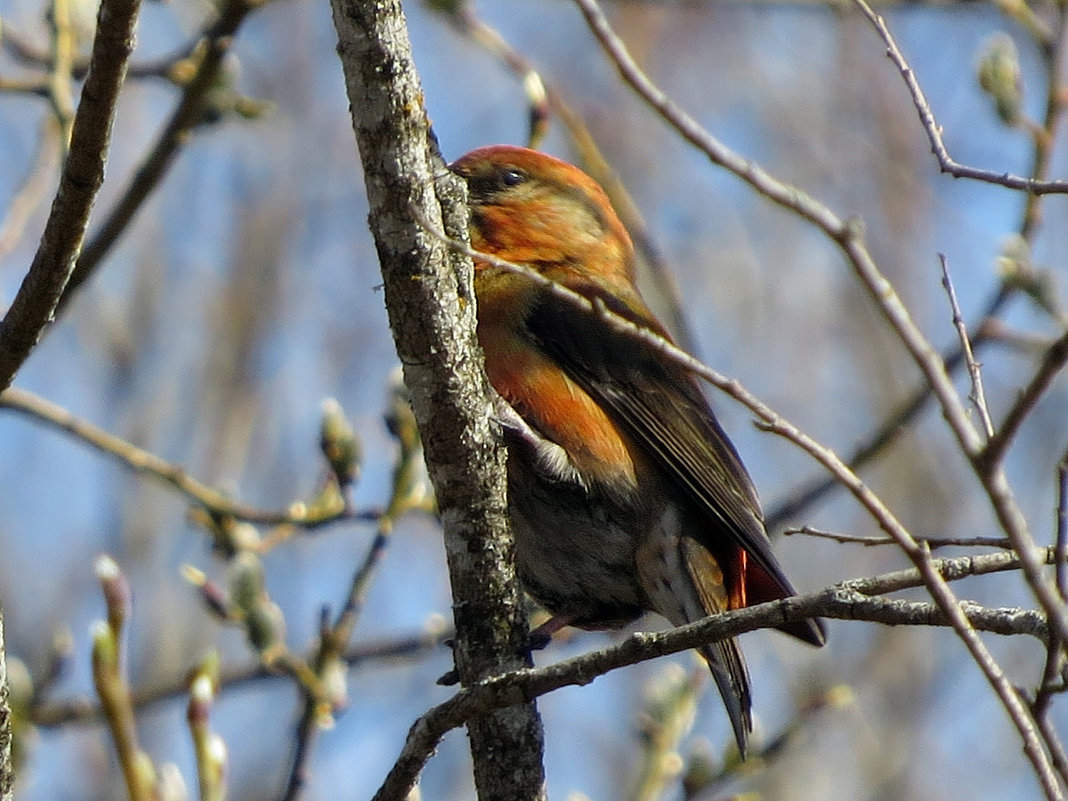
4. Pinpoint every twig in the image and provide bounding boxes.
[46,0,77,146]
[1057,453,1068,602]
[852,0,1068,196]
[31,626,451,728]
[0,0,142,391]
[55,0,267,316]
[940,254,995,438]
[629,666,702,801]
[0,116,62,263]
[844,0,1068,672]
[785,525,1012,550]
[978,327,1068,474]
[92,556,157,801]
[766,284,1009,529]
[372,561,1056,801]
[1012,3,1068,240]
[0,20,218,84]
[0,76,50,94]
[753,418,1061,800]
[0,386,369,528]
[1032,450,1068,786]
[187,659,227,801]
[280,384,424,801]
